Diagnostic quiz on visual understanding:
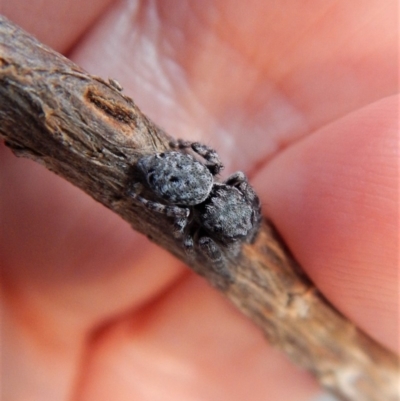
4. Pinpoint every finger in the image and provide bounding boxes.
[0,146,183,323]
[69,1,397,173]
[1,290,85,401]
[1,0,114,51]
[0,146,185,400]
[75,277,319,401]
[255,95,399,353]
